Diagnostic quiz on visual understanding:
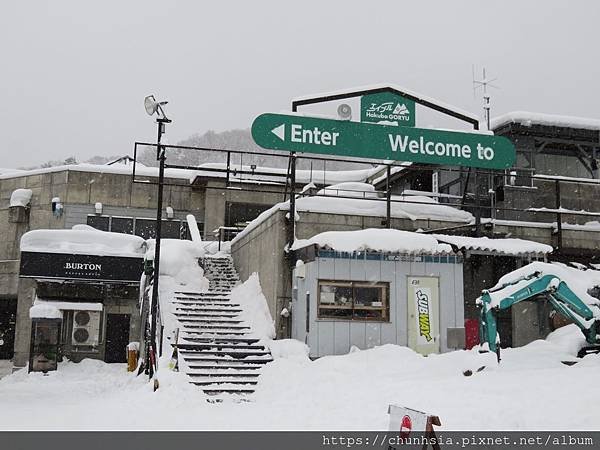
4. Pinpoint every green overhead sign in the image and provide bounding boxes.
[361,92,415,126]
[251,113,515,170]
